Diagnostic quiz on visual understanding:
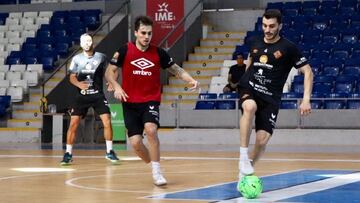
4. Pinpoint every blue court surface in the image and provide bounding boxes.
[144,169,360,202]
